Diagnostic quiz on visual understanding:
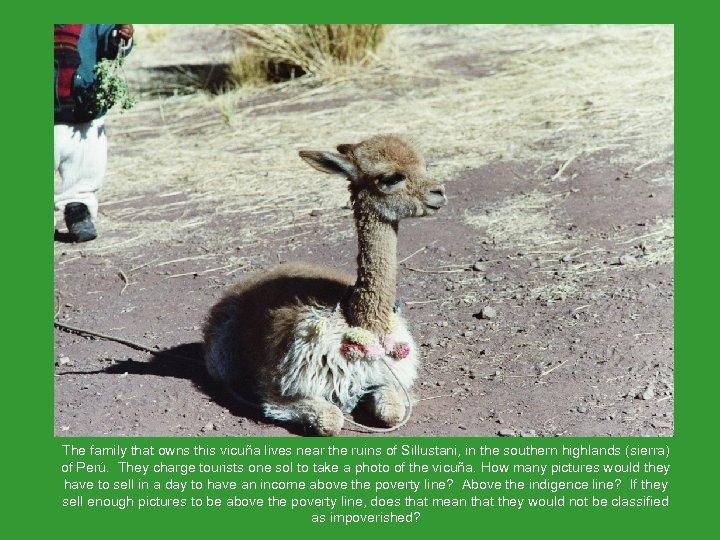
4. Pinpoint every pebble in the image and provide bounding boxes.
[57,356,71,366]
[639,384,656,400]
[480,306,497,319]
[458,425,467,430]
[619,254,636,265]
[577,406,588,414]
[485,272,504,283]
[309,209,322,217]
[202,422,216,432]
[498,428,515,437]
[472,261,485,271]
